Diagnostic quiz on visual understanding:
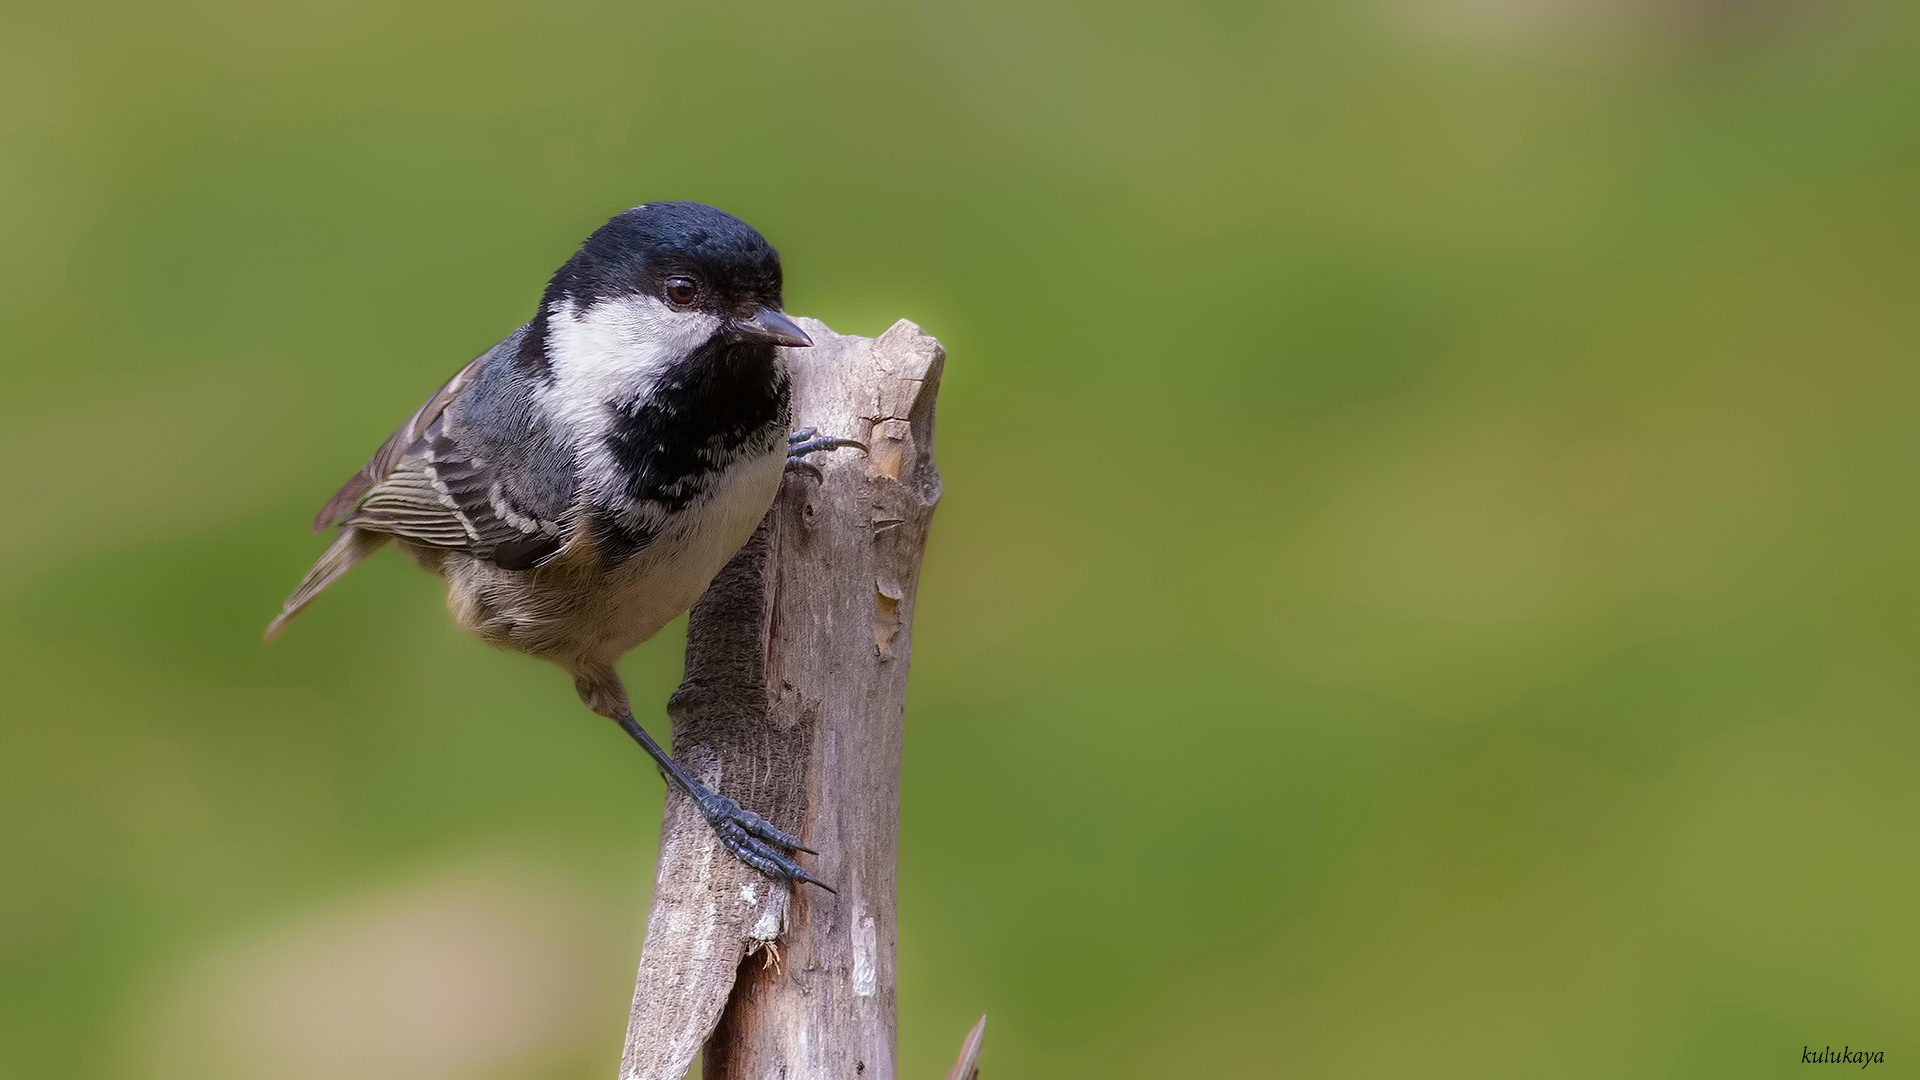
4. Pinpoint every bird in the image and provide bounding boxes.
[266,202,858,889]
